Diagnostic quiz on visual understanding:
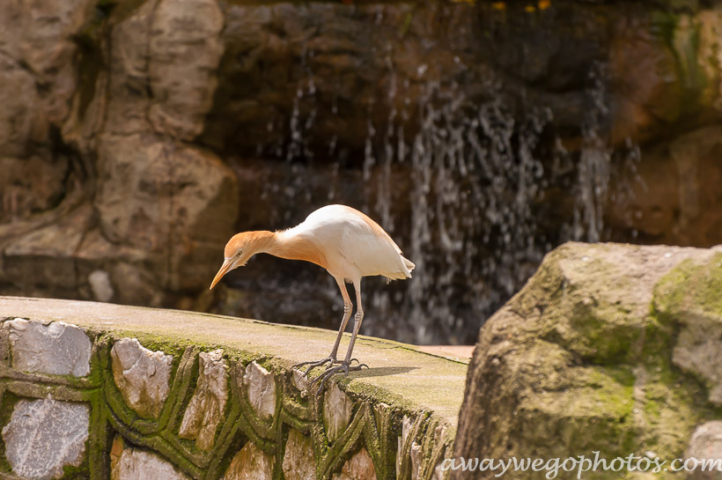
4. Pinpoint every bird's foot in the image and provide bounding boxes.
[310,359,369,392]
[292,356,337,376]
